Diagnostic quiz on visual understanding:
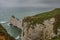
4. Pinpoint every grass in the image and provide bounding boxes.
[23,8,60,24]
[52,36,60,40]
[53,38,60,40]
[23,8,60,34]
